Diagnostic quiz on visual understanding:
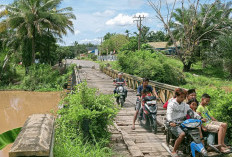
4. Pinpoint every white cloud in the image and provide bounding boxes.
[79,38,101,44]
[135,12,149,18]
[93,10,115,17]
[106,12,150,26]
[75,29,80,35]
[106,14,133,26]
[0,6,6,12]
